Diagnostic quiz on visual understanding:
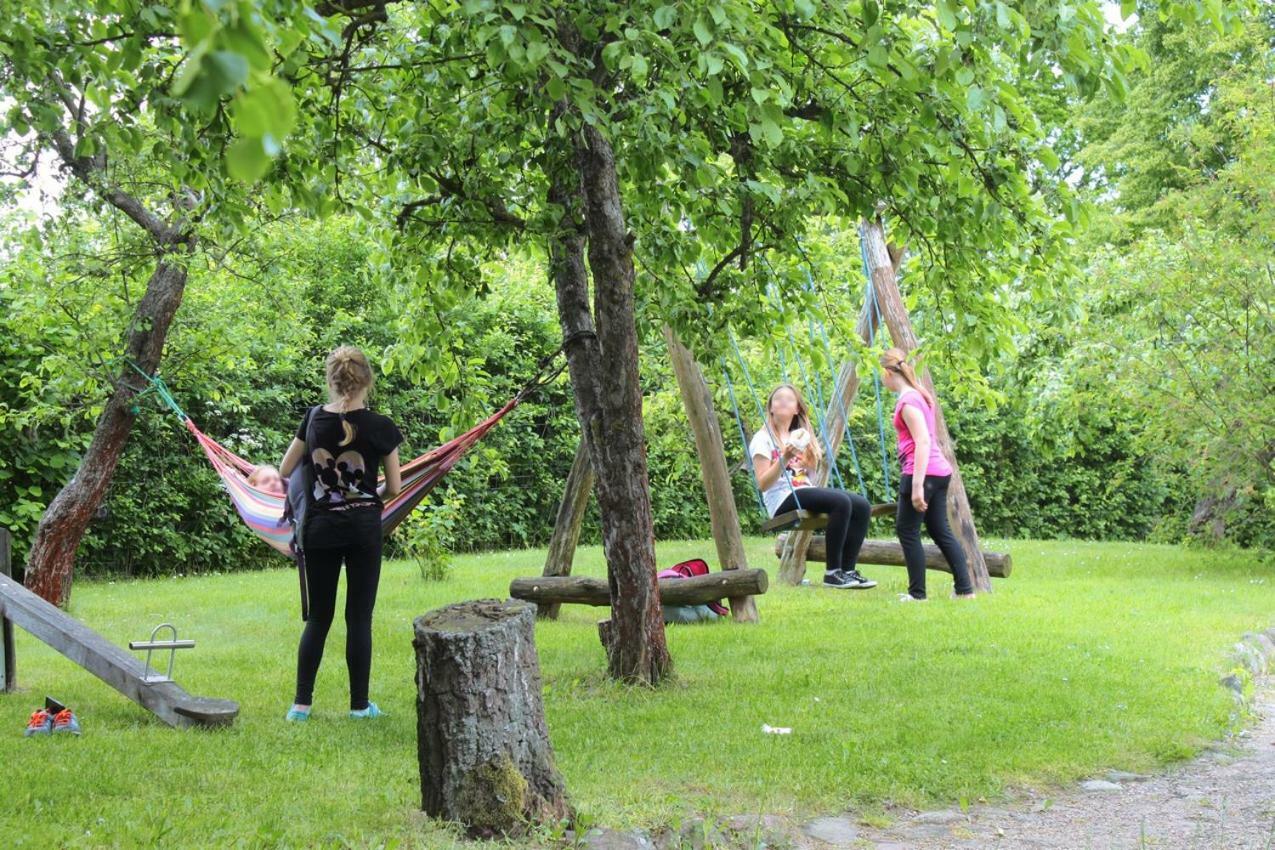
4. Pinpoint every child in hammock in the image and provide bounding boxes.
[247,464,286,495]
[750,384,876,590]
